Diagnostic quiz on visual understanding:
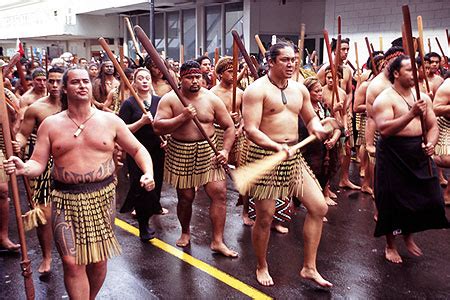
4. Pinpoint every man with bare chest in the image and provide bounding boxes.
[92,60,120,108]
[243,42,331,287]
[154,60,237,257]
[15,66,64,275]
[372,55,448,264]
[4,67,155,299]
[20,68,47,111]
